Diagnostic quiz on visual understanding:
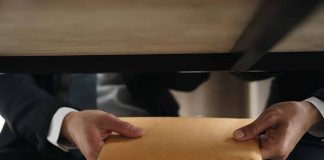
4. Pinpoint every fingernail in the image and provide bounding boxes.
[234,130,245,139]
[131,126,145,135]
